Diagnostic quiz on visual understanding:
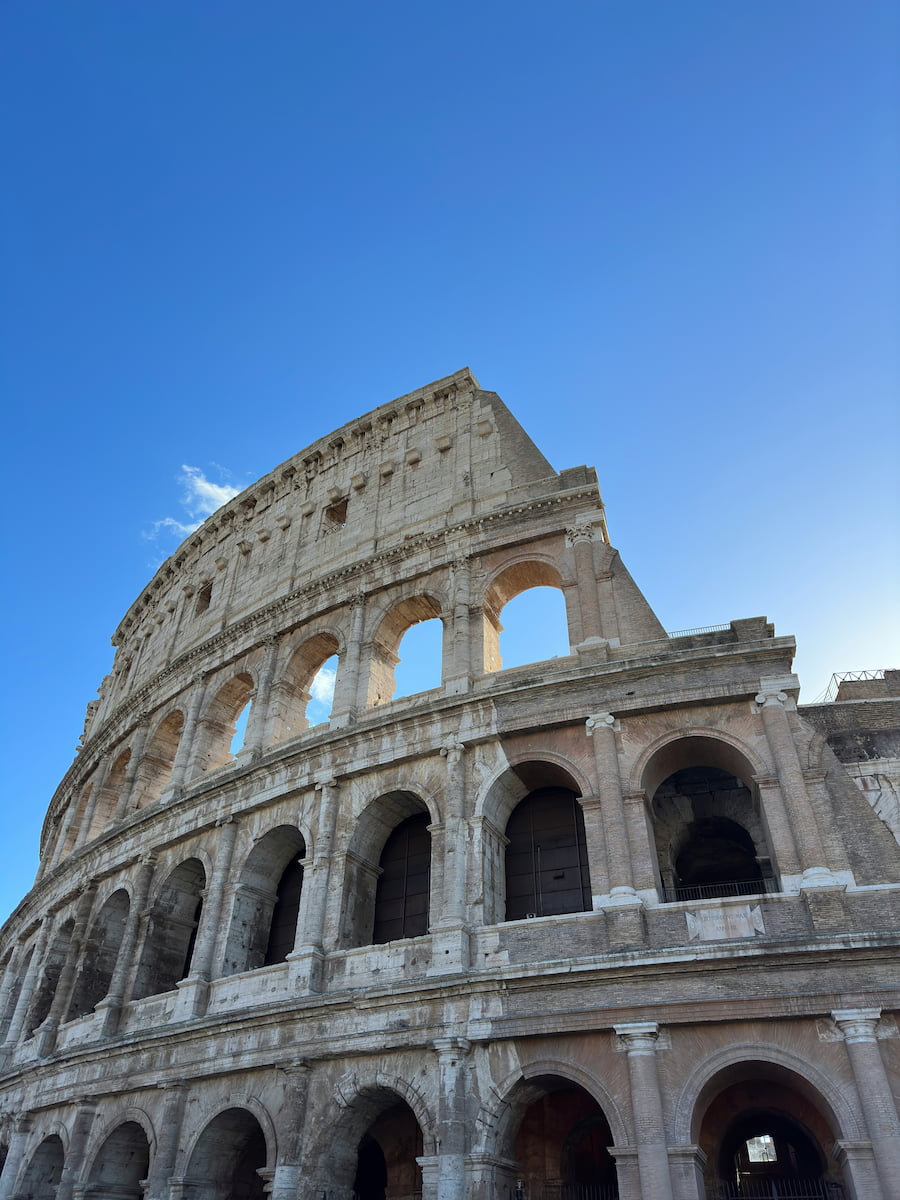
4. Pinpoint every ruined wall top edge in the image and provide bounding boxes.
[111,371,597,648]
